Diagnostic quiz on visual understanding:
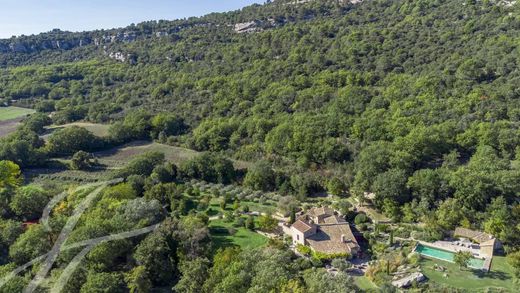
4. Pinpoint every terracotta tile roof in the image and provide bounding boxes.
[307,206,335,217]
[291,219,313,233]
[306,223,359,255]
[323,215,347,224]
